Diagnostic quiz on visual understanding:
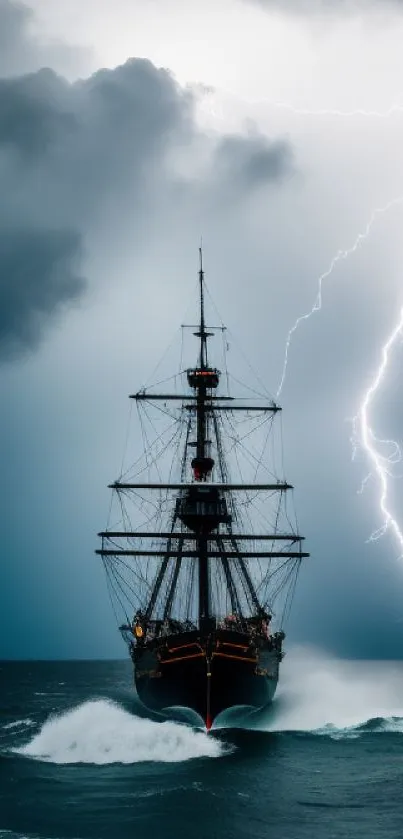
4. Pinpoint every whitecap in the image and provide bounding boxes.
[14,699,224,764]
[3,719,34,731]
